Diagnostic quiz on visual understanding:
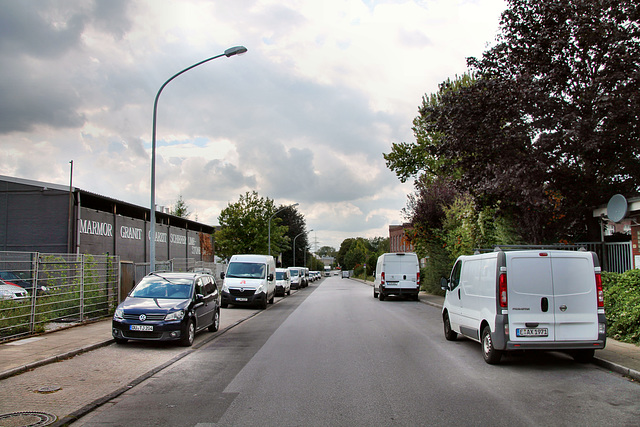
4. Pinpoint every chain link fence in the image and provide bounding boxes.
[0,251,120,342]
